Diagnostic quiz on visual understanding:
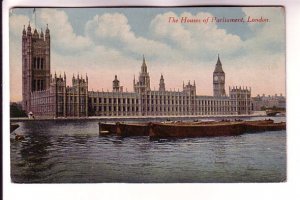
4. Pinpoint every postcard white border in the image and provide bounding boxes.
[3,0,300,200]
